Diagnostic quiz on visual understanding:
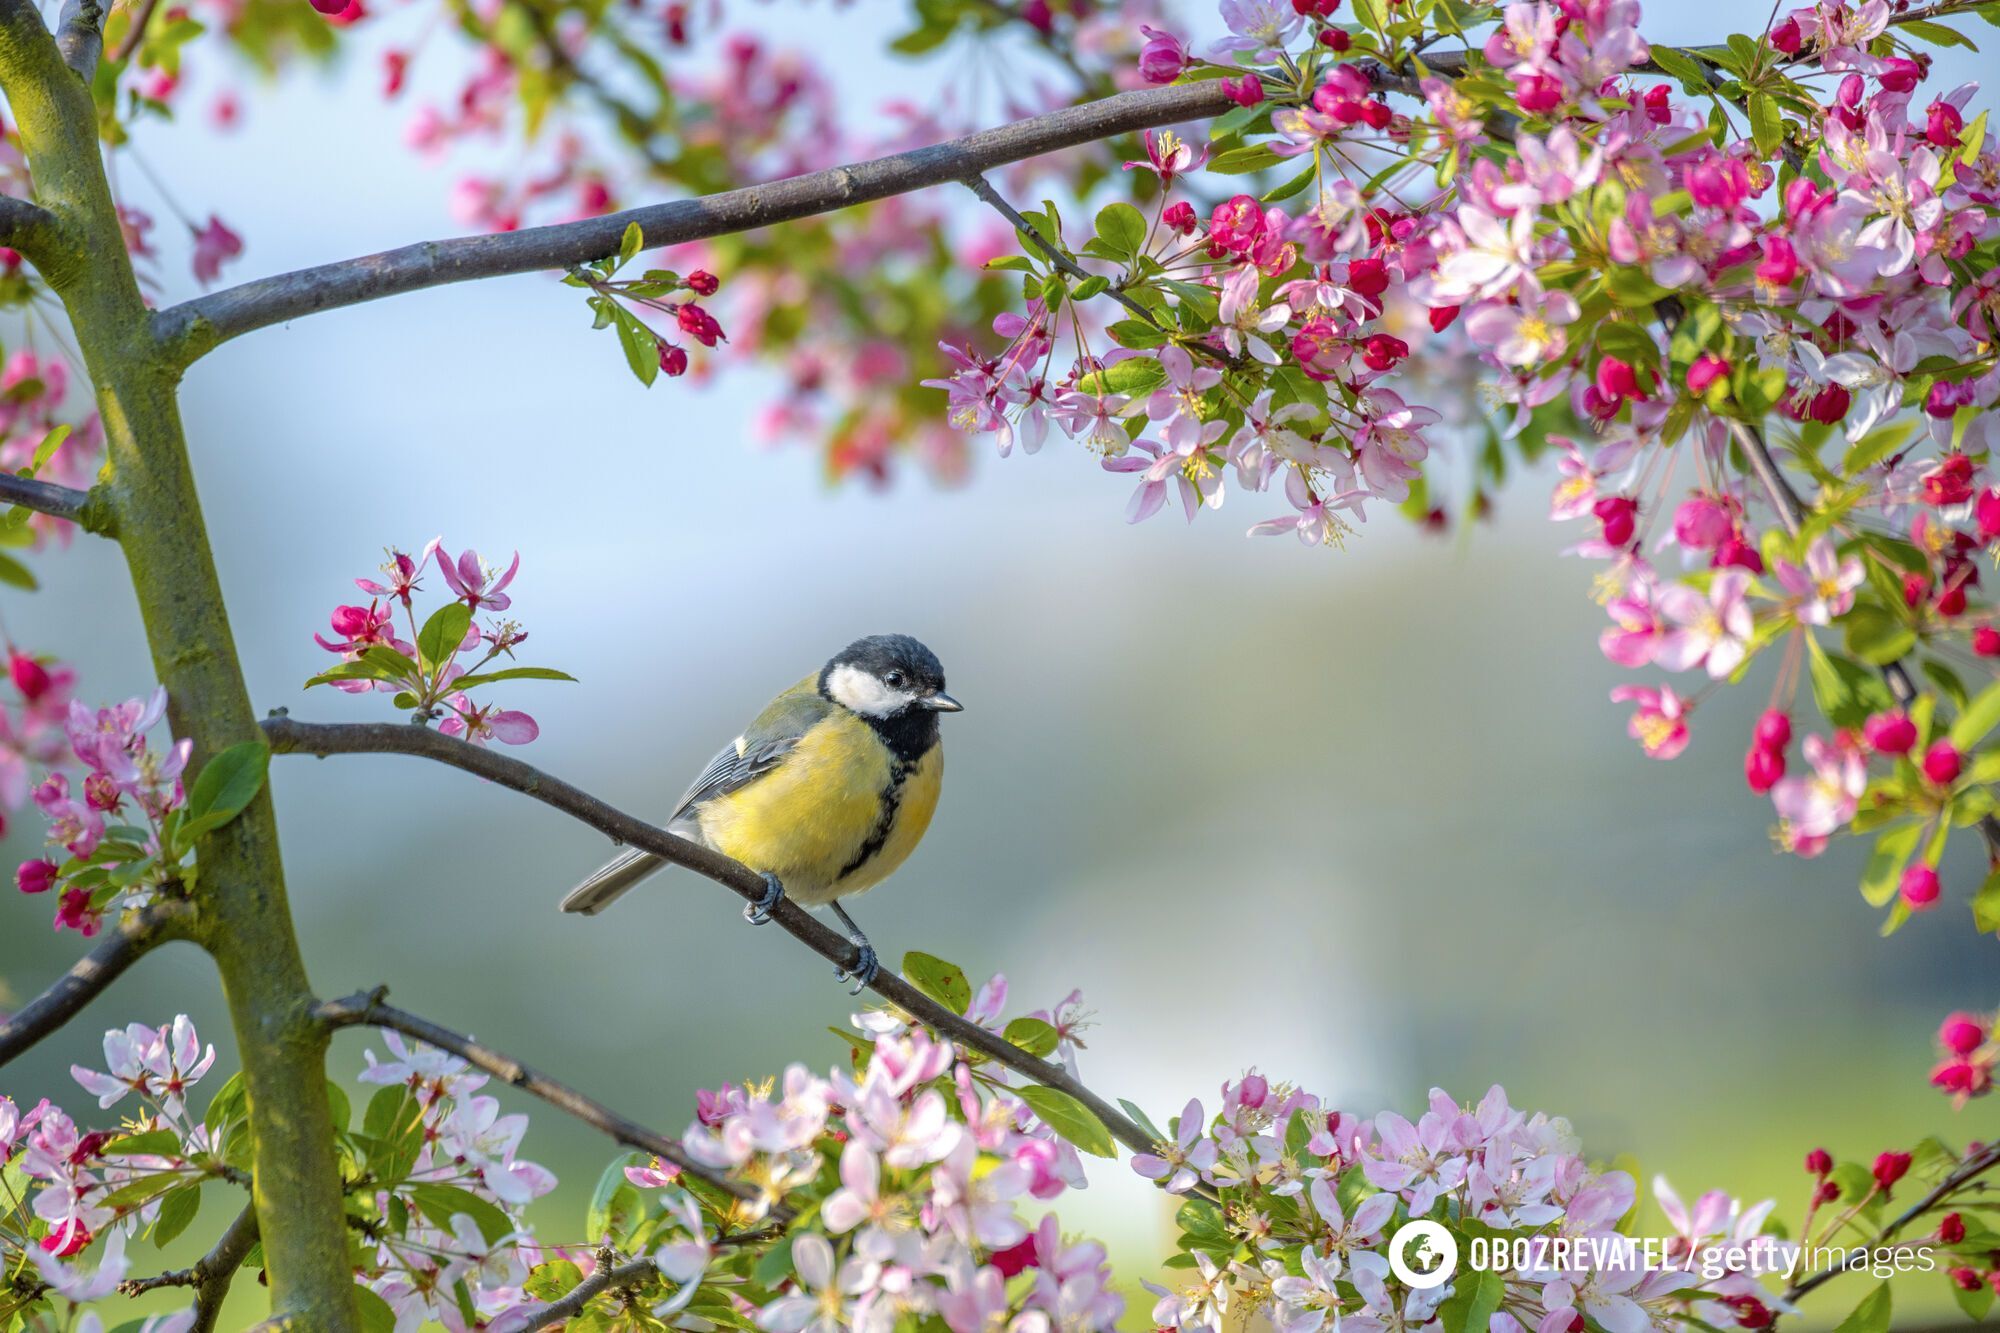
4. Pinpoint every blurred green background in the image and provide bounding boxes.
[2,1,1995,1326]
